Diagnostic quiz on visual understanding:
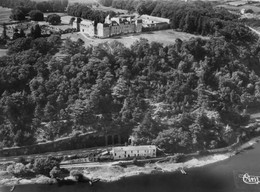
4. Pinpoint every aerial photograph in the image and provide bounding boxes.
[1,0,260,191]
